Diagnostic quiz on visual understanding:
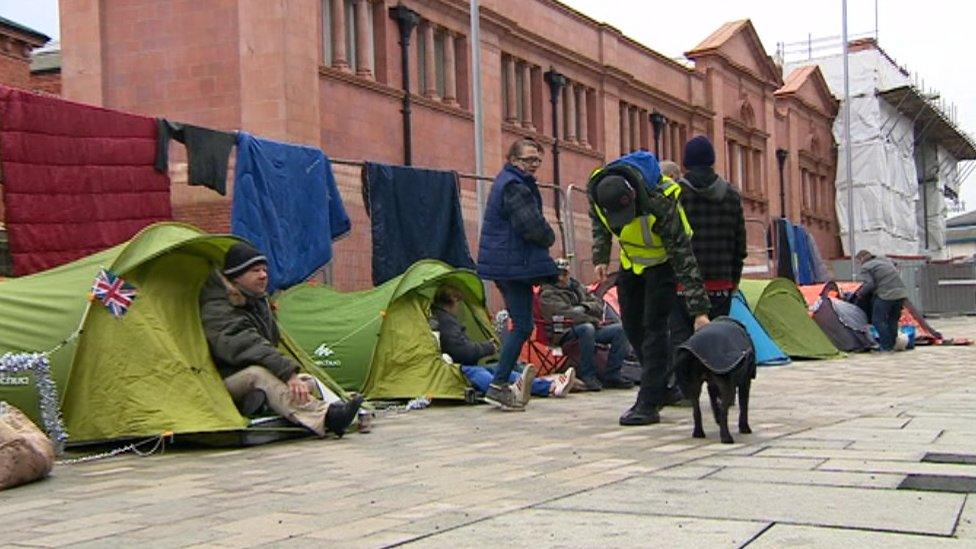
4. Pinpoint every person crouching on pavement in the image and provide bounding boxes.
[539,258,632,391]
[476,138,559,411]
[430,284,575,403]
[588,150,711,426]
[853,249,909,351]
[200,242,364,437]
